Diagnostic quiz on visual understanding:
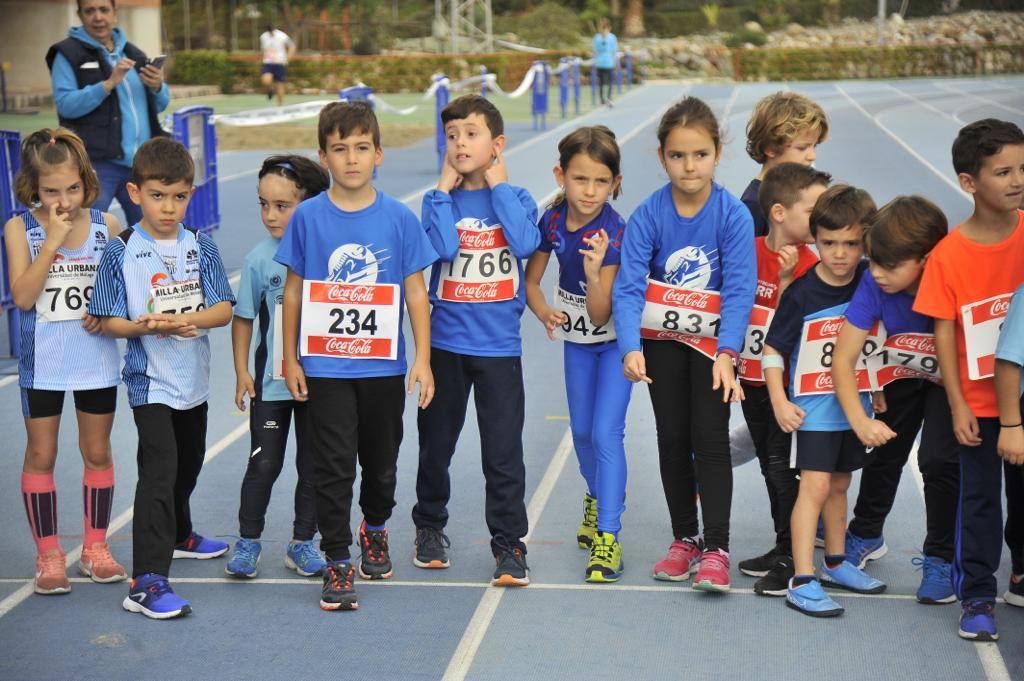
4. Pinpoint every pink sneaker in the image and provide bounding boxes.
[79,542,128,583]
[692,548,731,592]
[652,539,701,581]
[34,549,70,595]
